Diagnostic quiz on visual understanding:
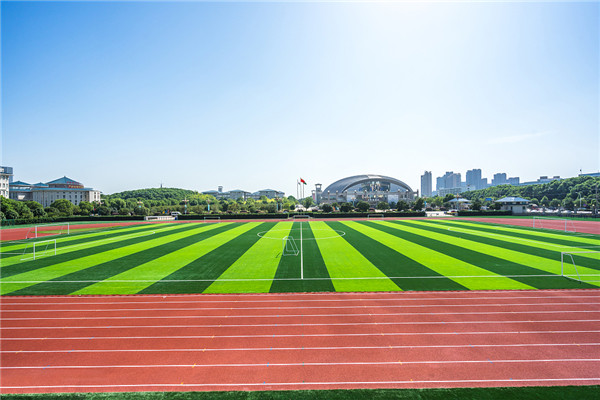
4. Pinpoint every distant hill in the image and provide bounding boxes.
[460,175,599,205]
[104,188,198,201]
